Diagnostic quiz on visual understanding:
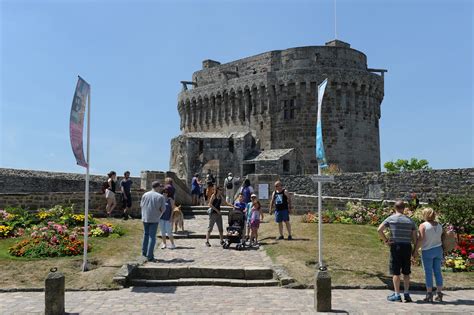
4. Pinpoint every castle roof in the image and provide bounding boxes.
[245,148,294,161]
